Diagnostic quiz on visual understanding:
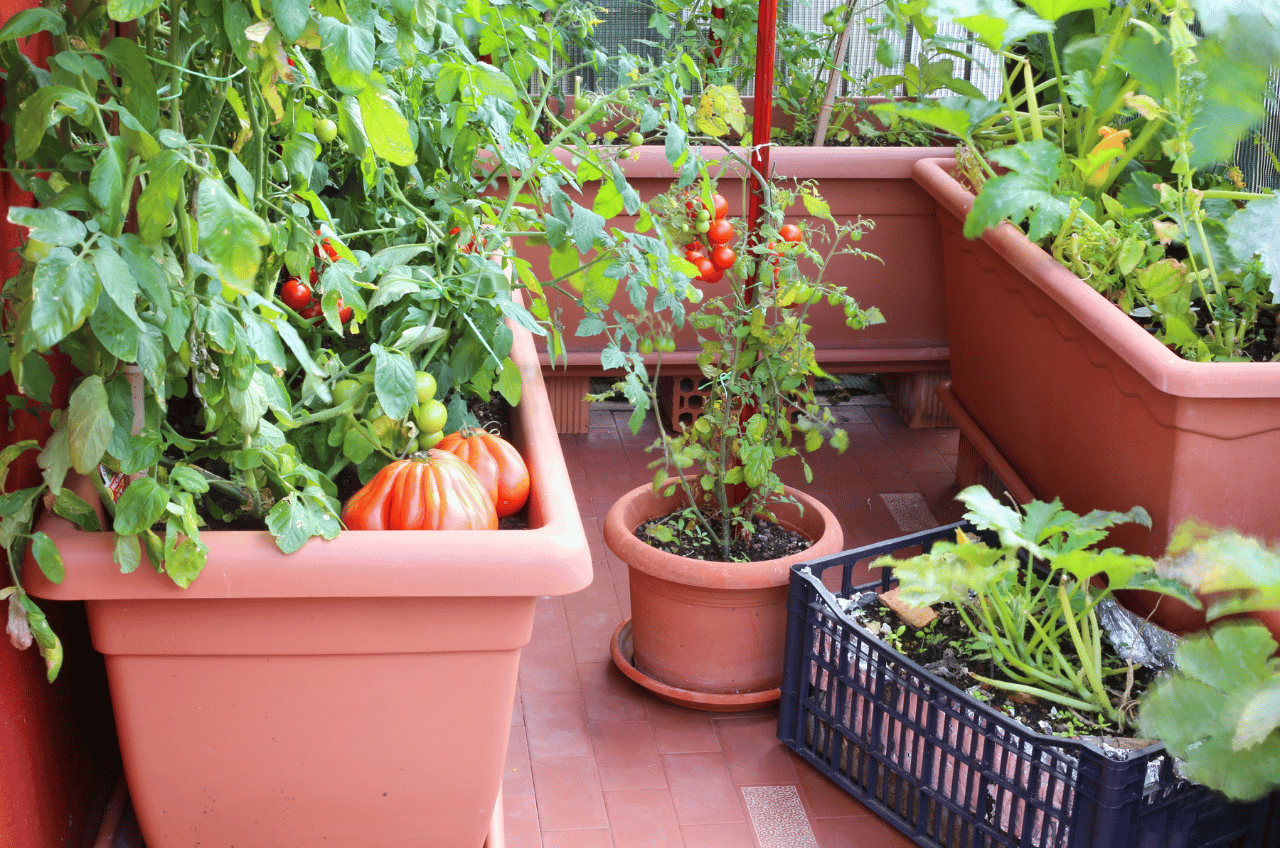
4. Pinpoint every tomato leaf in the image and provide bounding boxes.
[68,376,113,474]
[372,343,416,420]
[113,478,168,535]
